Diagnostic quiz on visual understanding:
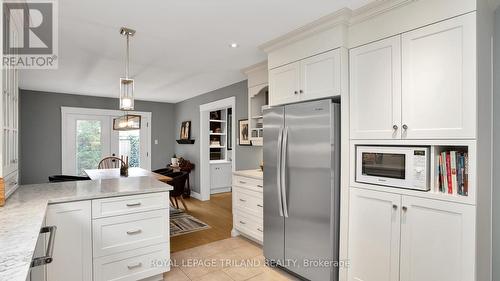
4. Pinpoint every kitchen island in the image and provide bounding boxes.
[0,176,172,281]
